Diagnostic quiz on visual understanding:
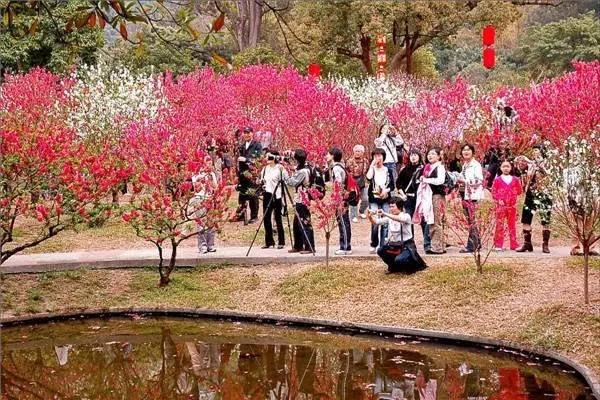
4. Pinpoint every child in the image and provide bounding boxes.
[492,160,523,251]
[192,156,219,253]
